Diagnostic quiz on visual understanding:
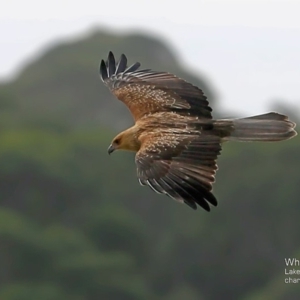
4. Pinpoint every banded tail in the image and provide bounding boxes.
[216,112,297,142]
